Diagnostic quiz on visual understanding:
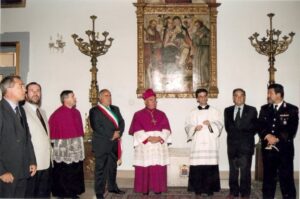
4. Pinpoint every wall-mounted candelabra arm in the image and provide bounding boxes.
[49,34,66,52]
